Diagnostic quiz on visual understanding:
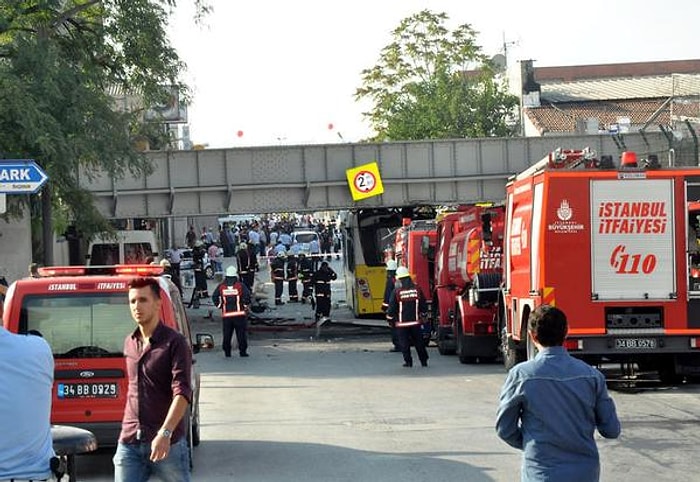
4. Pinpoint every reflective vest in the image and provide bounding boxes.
[394,287,421,327]
[220,283,247,317]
